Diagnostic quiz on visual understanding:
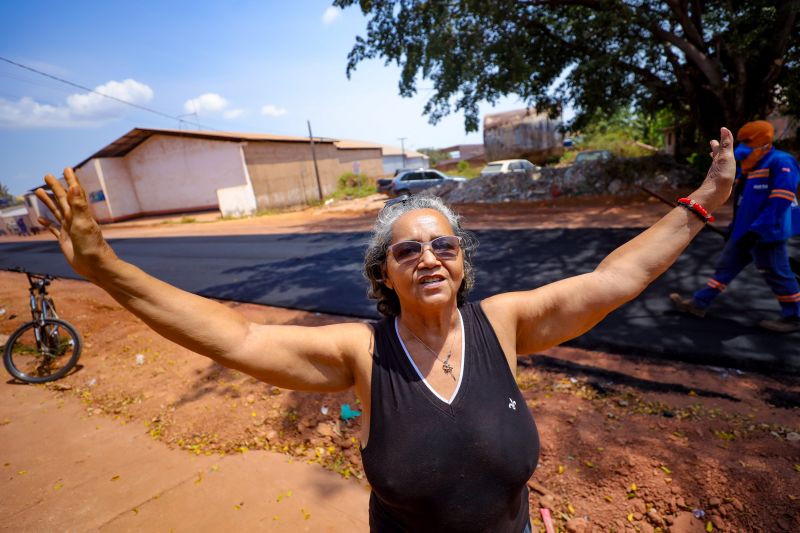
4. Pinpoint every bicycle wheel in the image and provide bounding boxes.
[3,318,82,383]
